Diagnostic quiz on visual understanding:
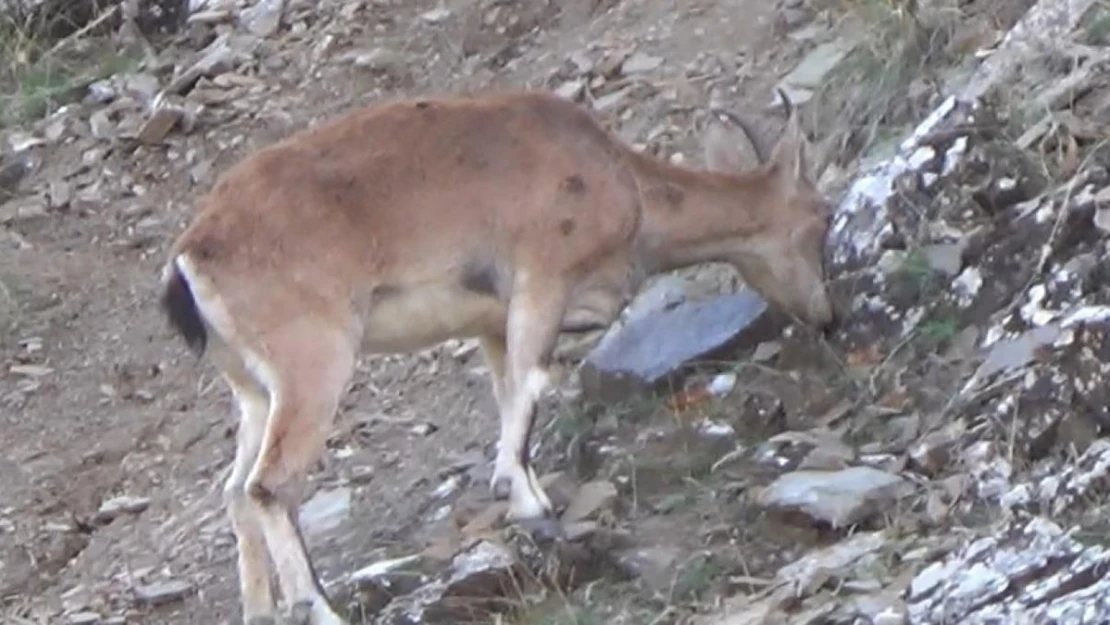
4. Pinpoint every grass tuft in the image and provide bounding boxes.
[809,0,957,164]
[0,2,139,127]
